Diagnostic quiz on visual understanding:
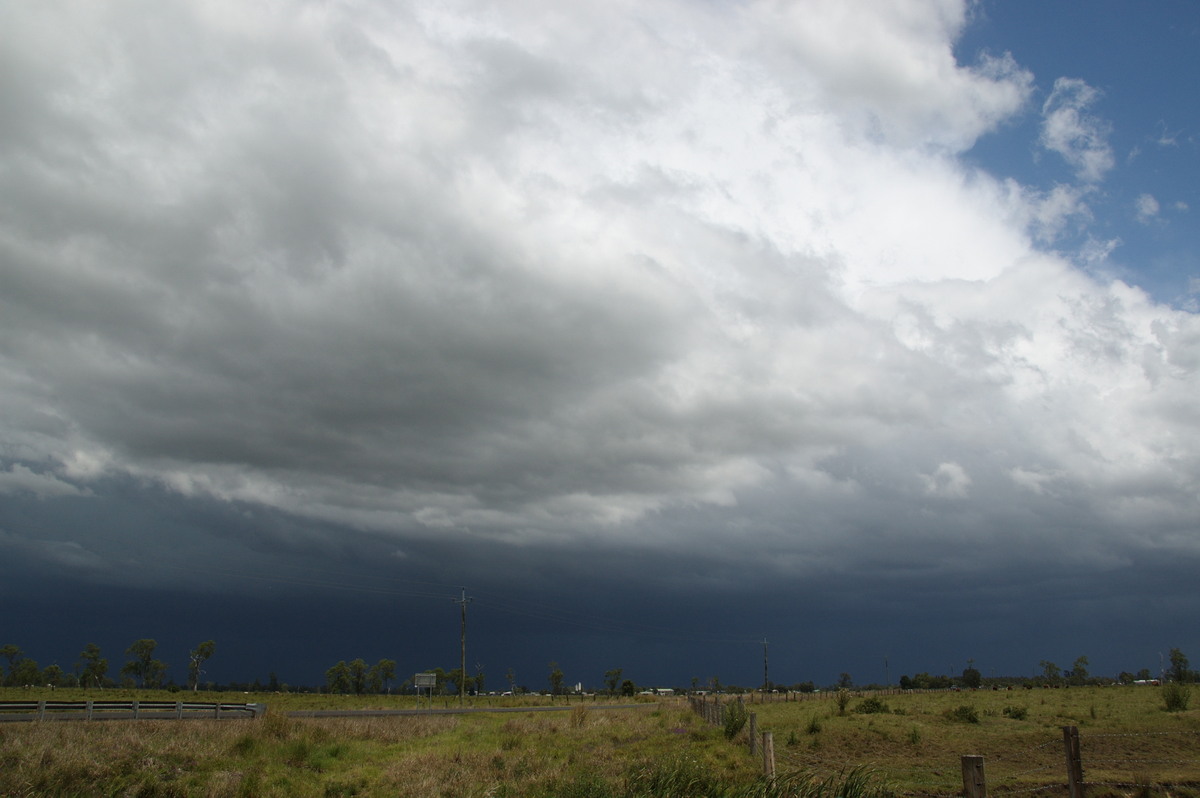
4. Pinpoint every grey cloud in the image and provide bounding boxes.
[0,1,1197,684]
